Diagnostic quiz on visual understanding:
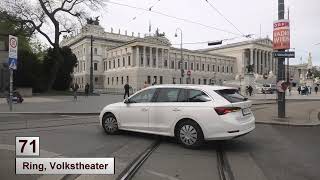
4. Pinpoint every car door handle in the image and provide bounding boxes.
[141,108,148,112]
[173,108,181,112]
